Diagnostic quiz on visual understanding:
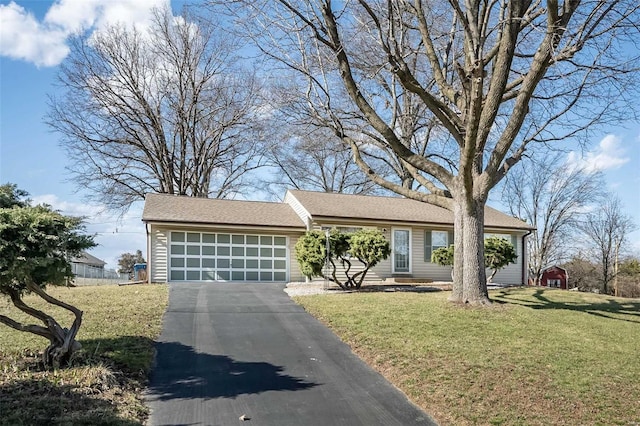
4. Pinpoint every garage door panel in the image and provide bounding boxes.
[169,231,288,282]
